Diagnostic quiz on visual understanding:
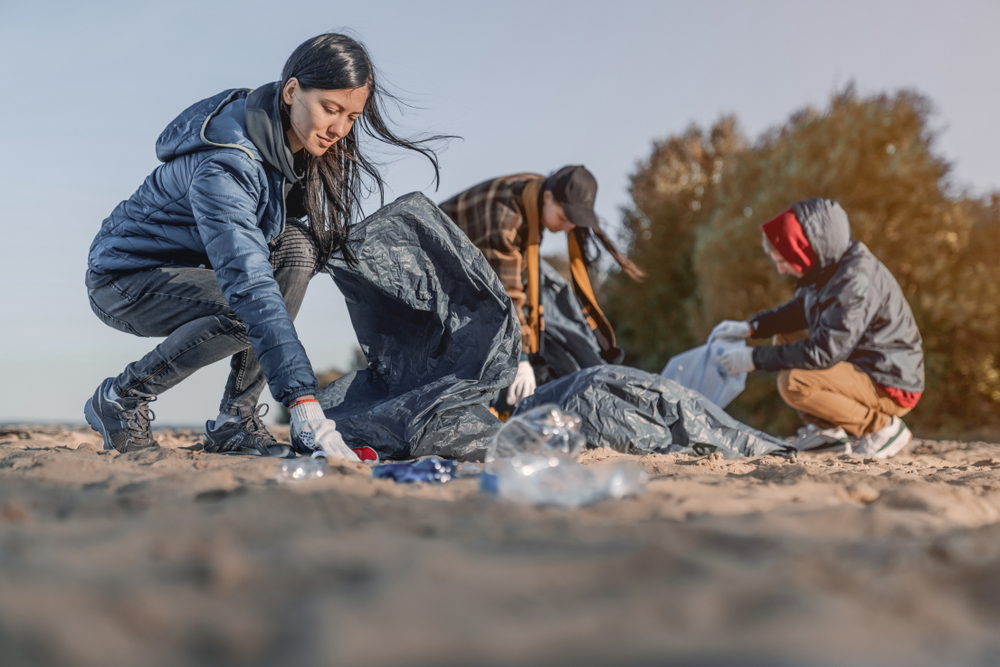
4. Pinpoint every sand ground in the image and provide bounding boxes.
[1,425,999,667]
